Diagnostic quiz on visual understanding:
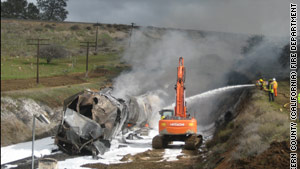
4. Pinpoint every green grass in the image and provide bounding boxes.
[1,52,122,80]
[1,82,103,107]
[1,19,129,80]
